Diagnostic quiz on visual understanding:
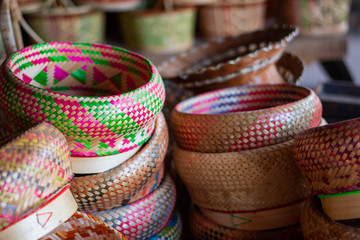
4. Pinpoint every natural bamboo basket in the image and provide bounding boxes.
[92,174,176,240]
[148,212,182,240]
[198,0,267,39]
[0,122,73,231]
[171,84,322,153]
[0,42,165,157]
[73,0,141,11]
[26,3,105,43]
[190,206,304,240]
[70,112,168,212]
[120,7,197,54]
[173,139,310,211]
[0,185,78,240]
[301,197,360,240]
[293,118,360,195]
[40,211,127,240]
[158,25,298,93]
[320,191,360,221]
[281,0,351,36]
